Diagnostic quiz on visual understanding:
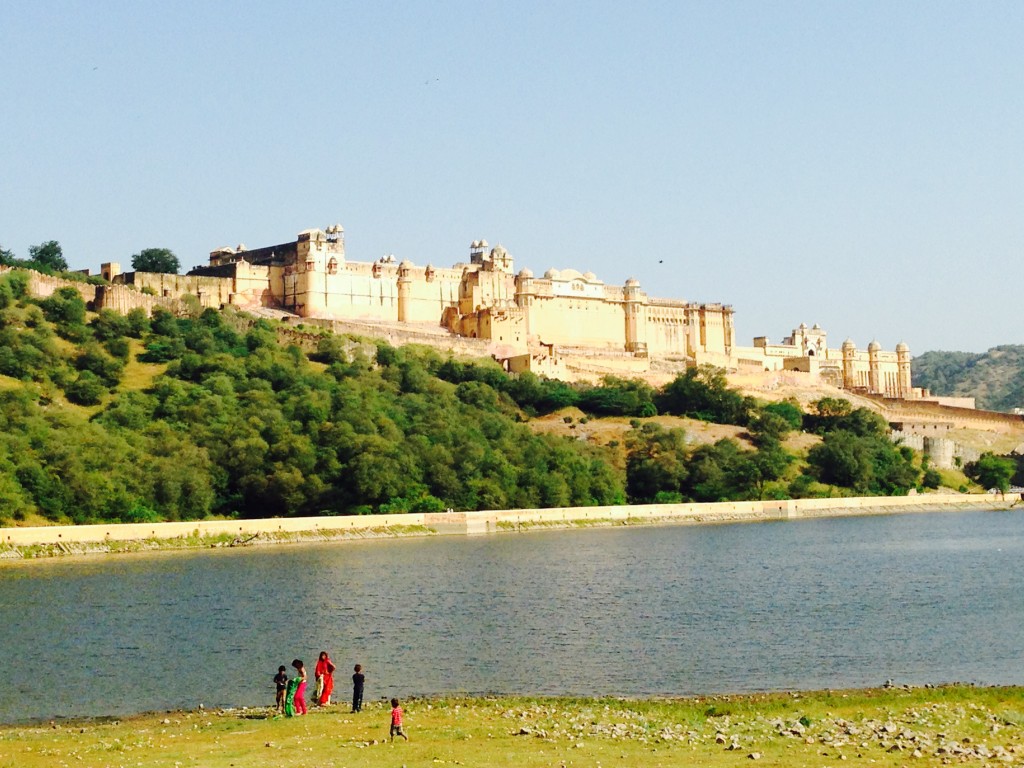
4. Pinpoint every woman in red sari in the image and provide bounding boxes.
[314,651,336,706]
